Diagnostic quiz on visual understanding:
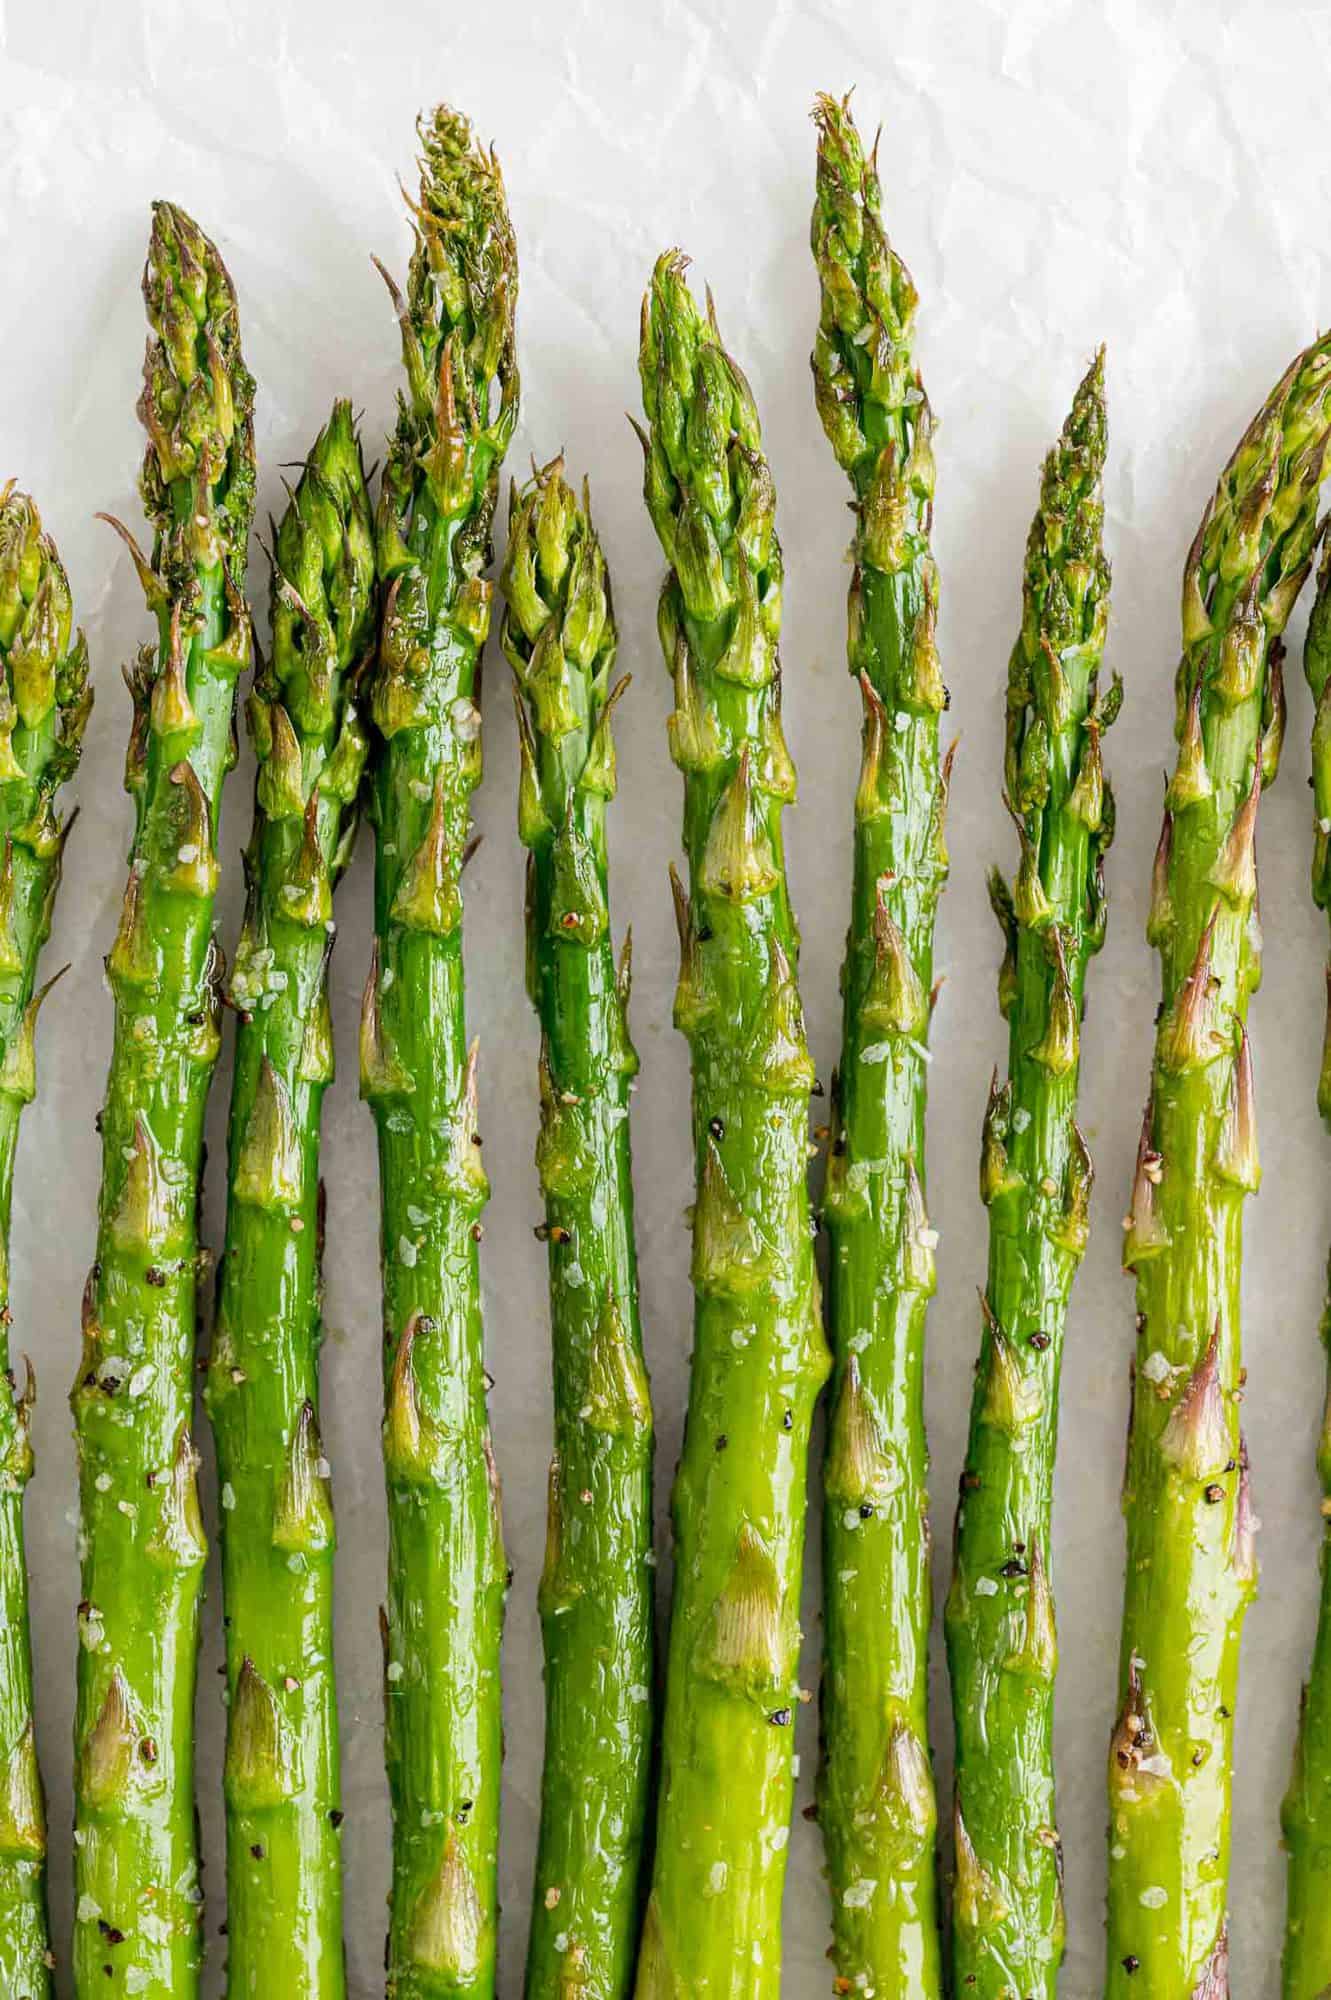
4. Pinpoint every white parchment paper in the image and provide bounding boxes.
[3,2,1330,1992]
